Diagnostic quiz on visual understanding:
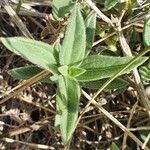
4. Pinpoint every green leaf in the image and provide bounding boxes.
[139,65,150,81]
[58,65,68,76]
[68,66,86,77]
[16,0,24,14]
[54,99,61,131]
[80,77,129,90]
[8,66,51,83]
[0,37,58,74]
[52,0,74,18]
[143,18,150,47]
[76,55,148,81]
[138,131,150,148]
[85,11,97,56]
[111,142,119,150]
[56,75,80,144]
[54,43,61,65]
[60,5,86,66]
[104,0,119,10]
[96,0,105,4]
